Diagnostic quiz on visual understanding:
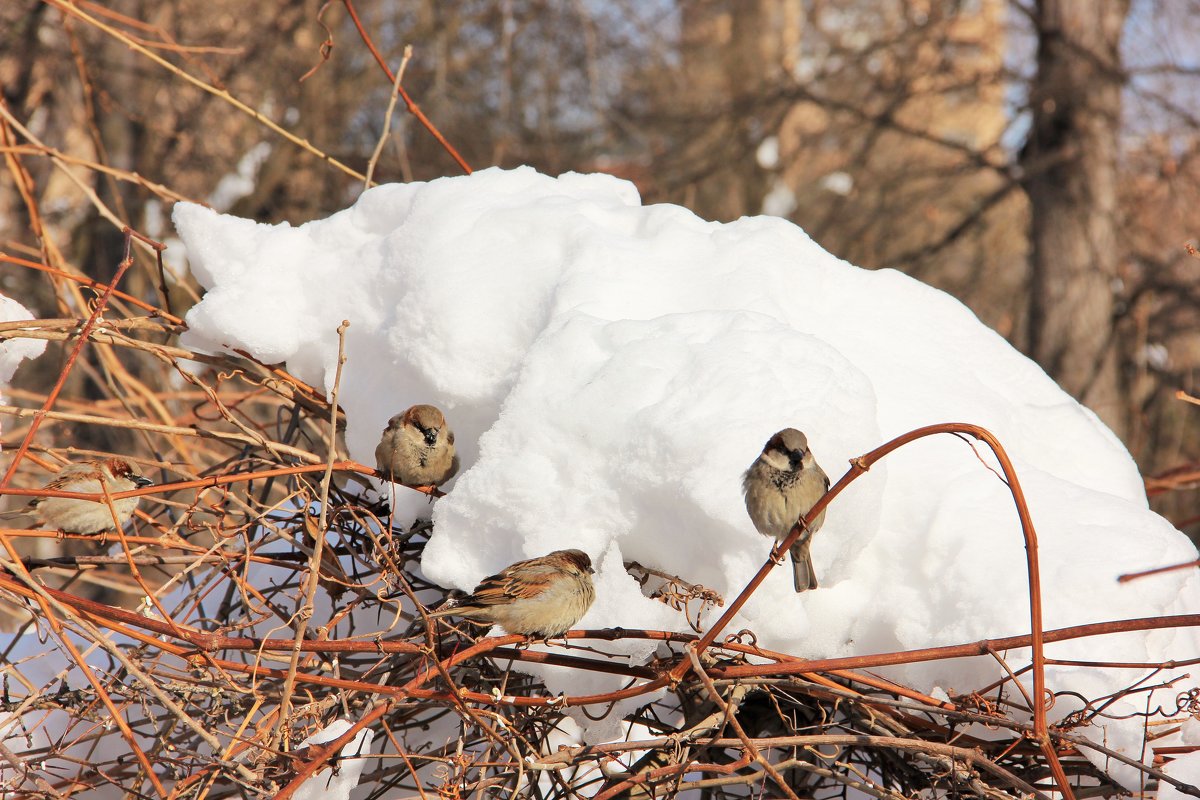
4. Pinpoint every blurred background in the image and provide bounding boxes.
[2,0,1197,535]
